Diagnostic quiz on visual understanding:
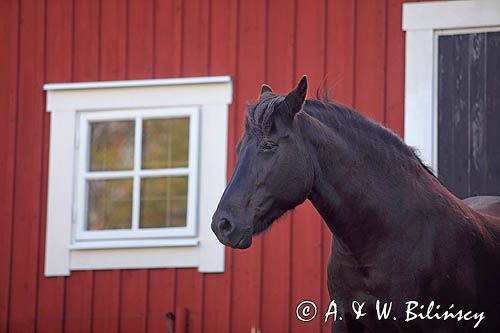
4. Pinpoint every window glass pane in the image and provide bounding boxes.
[140,176,188,228]
[89,120,135,171]
[142,118,189,169]
[87,179,133,230]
